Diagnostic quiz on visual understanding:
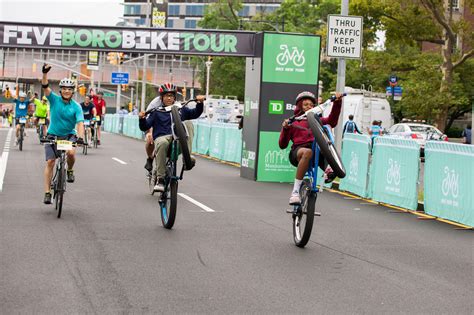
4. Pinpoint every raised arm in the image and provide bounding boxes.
[41,64,52,97]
